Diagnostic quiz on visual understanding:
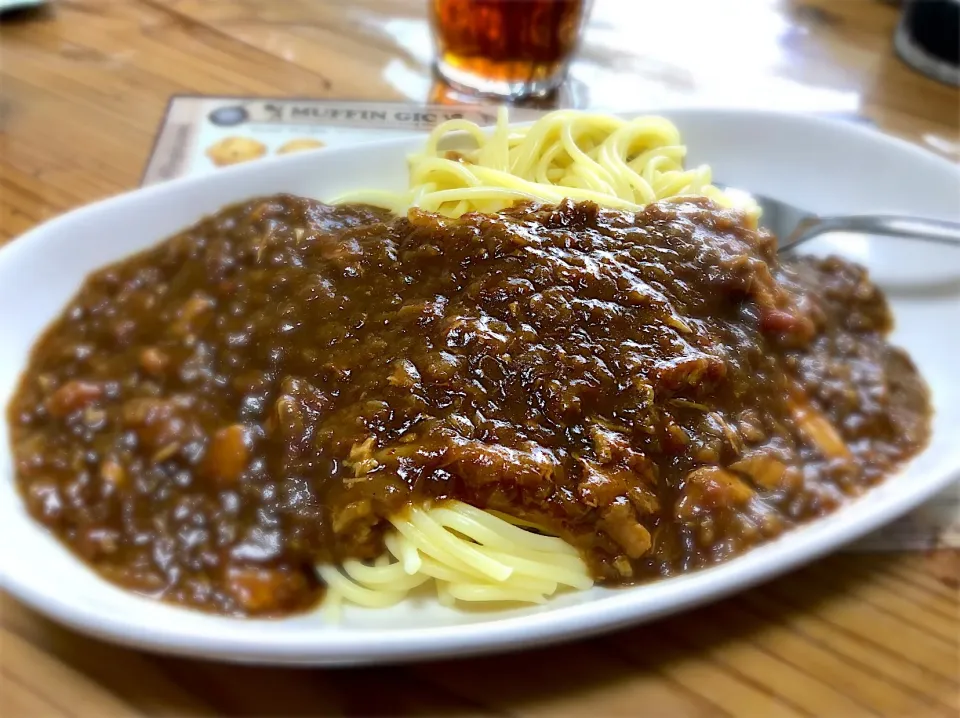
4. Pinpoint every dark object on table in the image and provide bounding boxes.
[0,0,48,20]
[895,0,960,86]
